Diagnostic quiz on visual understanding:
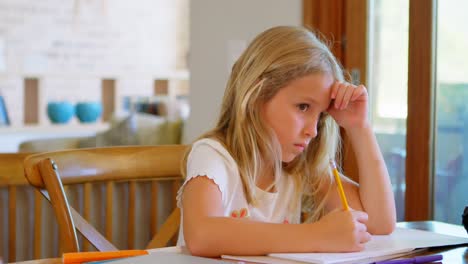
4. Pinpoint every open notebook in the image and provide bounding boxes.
[222,227,468,264]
